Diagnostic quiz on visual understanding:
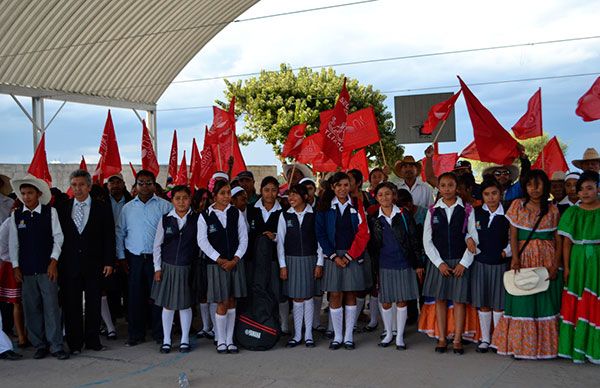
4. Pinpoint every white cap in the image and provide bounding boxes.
[565,172,581,181]
[299,177,316,185]
[211,172,229,181]
[231,186,245,197]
